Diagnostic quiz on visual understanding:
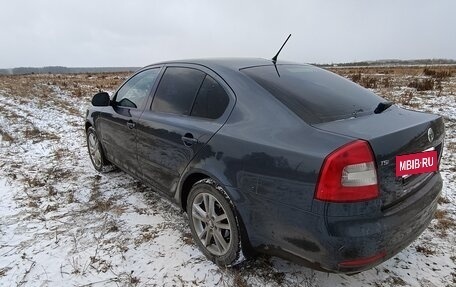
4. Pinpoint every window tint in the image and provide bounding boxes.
[242,65,384,124]
[152,67,205,115]
[191,75,229,119]
[116,68,160,108]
